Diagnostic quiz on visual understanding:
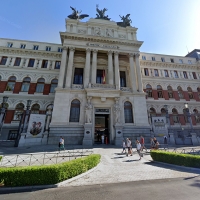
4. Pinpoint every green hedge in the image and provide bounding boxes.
[0,156,2,162]
[150,150,200,168]
[0,154,101,187]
